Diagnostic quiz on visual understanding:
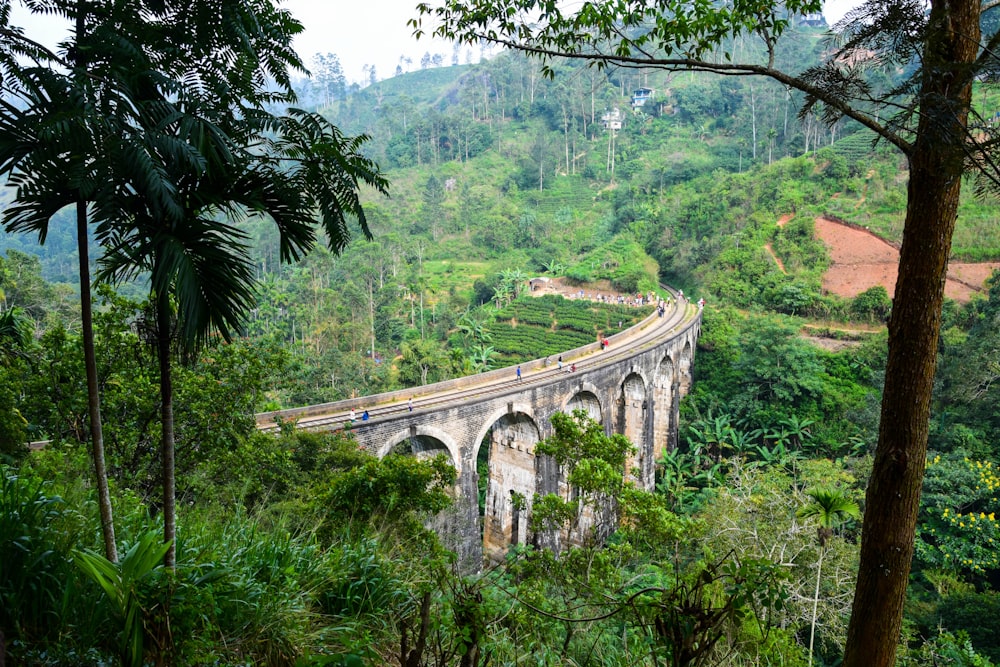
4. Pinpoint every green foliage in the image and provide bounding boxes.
[536,410,634,496]
[0,470,83,643]
[0,249,78,324]
[904,630,996,667]
[916,452,1000,576]
[321,451,457,533]
[565,234,661,294]
[852,285,892,323]
[397,338,461,386]
[0,366,28,461]
[631,556,793,667]
[910,595,1000,664]
[686,307,881,456]
[694,461,861,663]
[74,532,172,667]
[1,430,462,665]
